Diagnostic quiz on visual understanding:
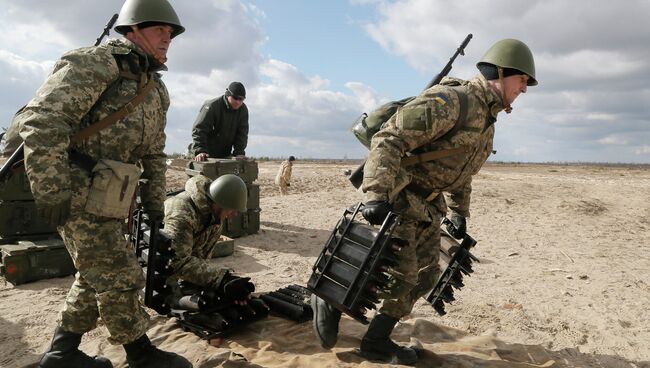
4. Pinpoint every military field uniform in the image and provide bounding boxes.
[163,175,230,300]
[191,95,249,158]
[275,160,292,195]
[362,75,504,318]
[18,38,168,344]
